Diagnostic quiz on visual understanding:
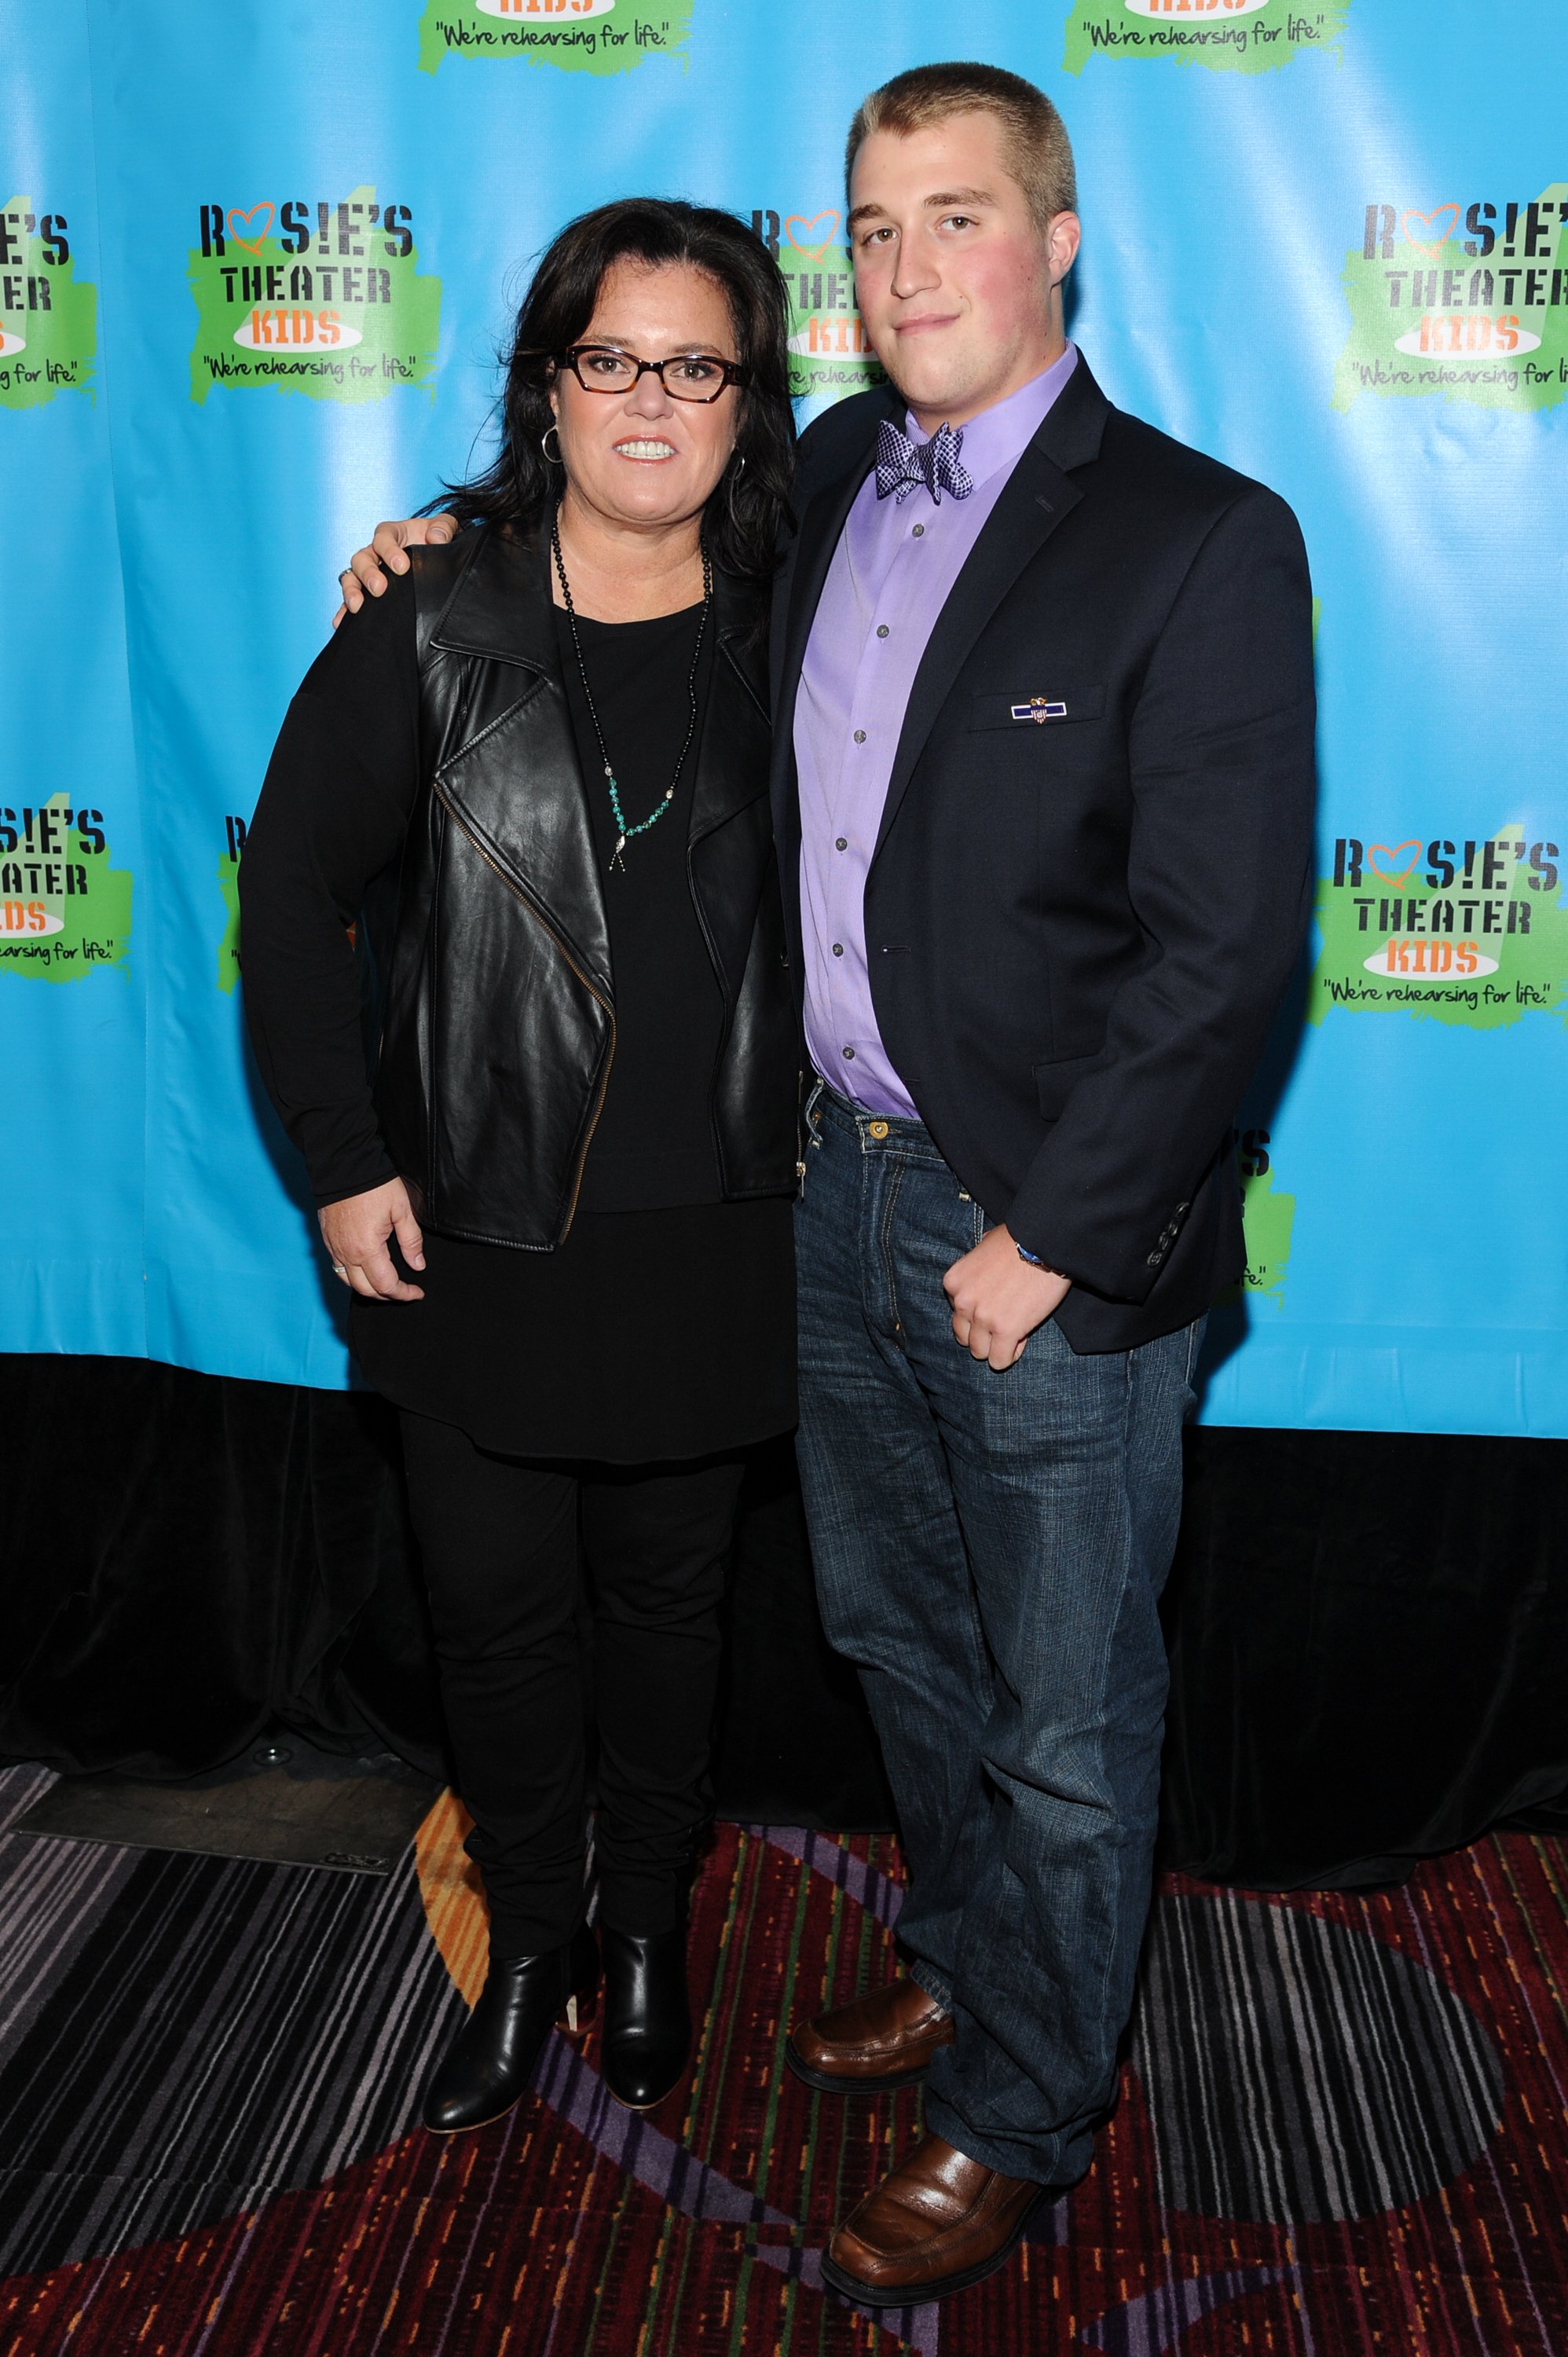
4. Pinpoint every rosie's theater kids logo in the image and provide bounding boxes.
[1311,829,1566,1028]
[189,189,441,404]
[751,209,884,403]
[0,196,96,409]
[418,0,692,75]
[1335,188,1568,409]
[0,797,132,981]
[1063,0,1350,76]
